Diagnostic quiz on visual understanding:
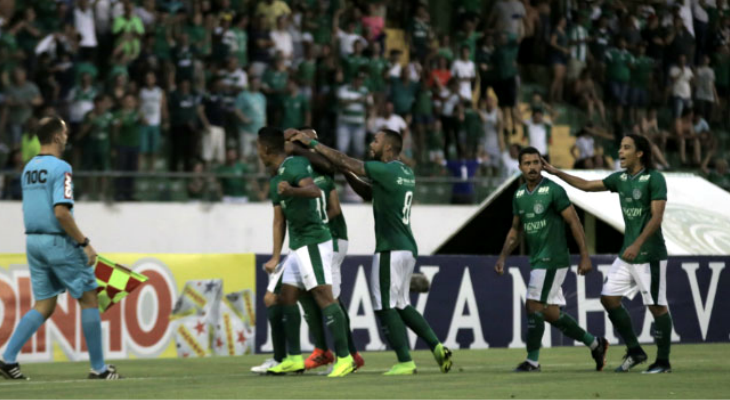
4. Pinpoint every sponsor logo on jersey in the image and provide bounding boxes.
[620,173,628,181]
[639,175,651,182]
[633,189,642,200]
[538,186,550,194]
[278,167,286,175]
[623,207,643,217]
[524,219,547,232]
[396,177,416,186]
[534,203,545,214]
[516,189,525,198]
